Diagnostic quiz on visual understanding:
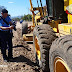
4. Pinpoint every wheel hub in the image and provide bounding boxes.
[35,36,41,61]
[54,57,70,72]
